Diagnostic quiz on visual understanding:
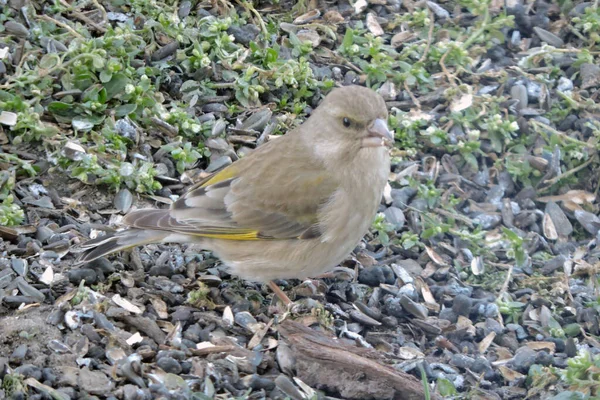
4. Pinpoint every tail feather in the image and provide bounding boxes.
[73,229,169,265]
